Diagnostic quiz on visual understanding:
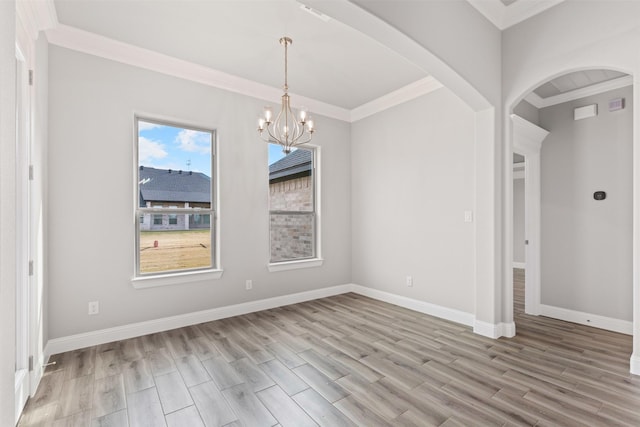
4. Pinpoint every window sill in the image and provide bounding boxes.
[267,258,323,272]
[131,268,224,289]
